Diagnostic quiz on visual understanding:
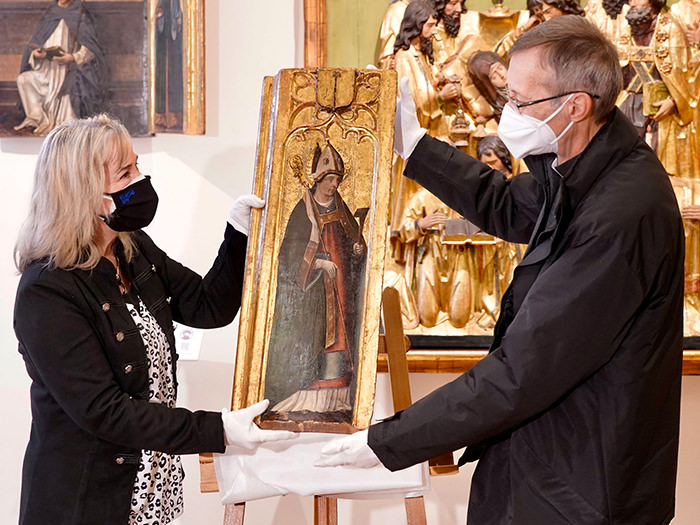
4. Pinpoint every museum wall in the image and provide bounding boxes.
[0,1,698,524]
